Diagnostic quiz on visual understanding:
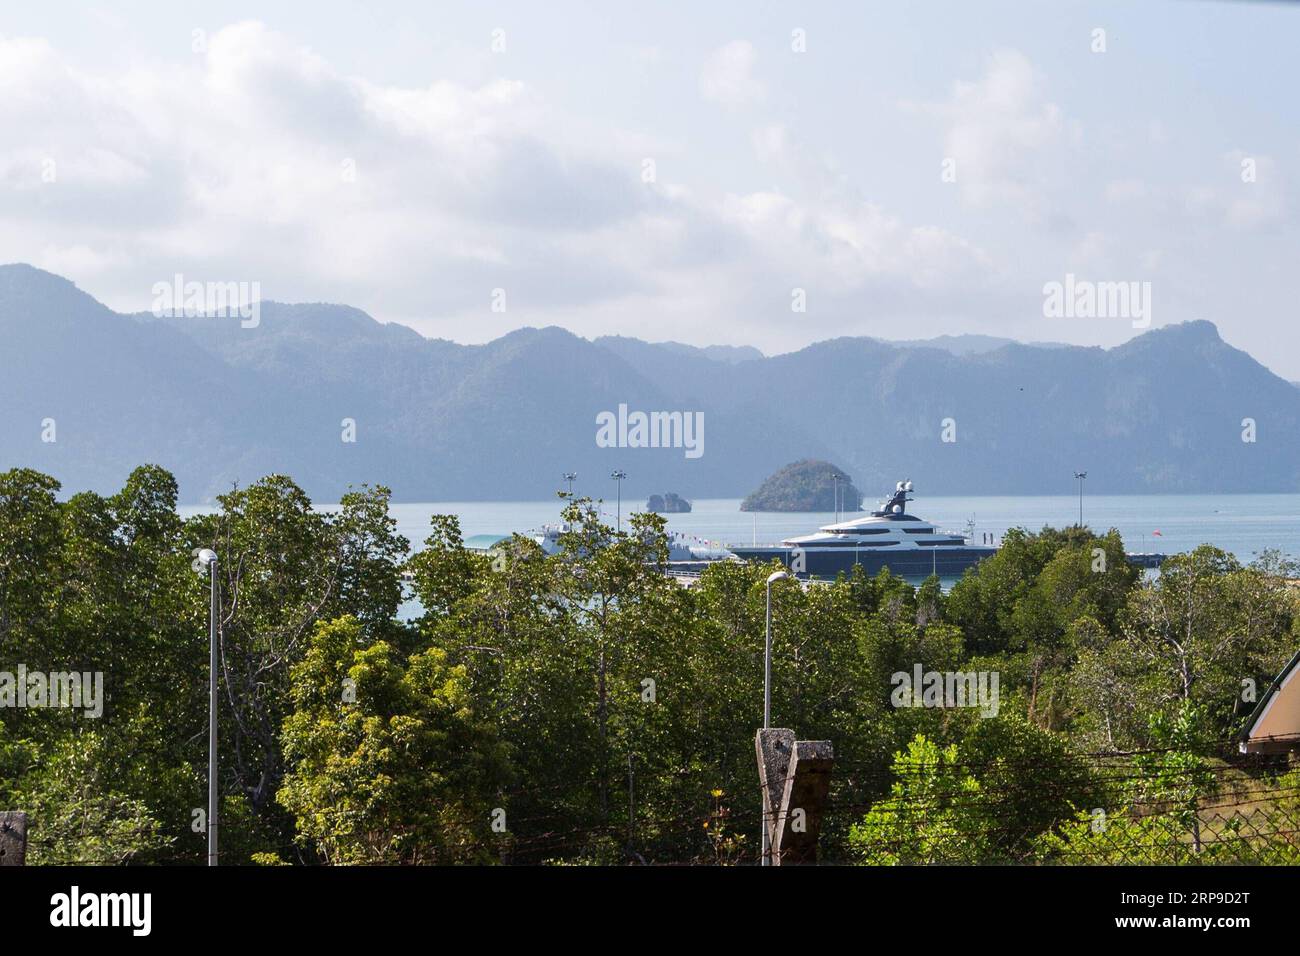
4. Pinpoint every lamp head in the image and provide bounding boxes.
[197,548,217,567]
[767,570,790,585]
